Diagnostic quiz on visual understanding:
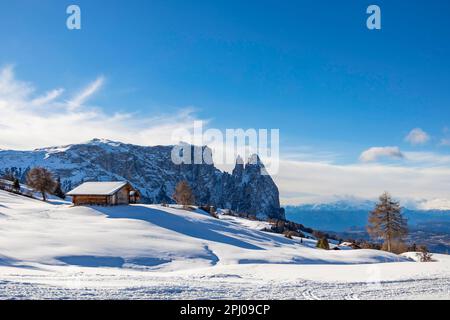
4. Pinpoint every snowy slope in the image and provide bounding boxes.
[0,190,405,271]
[1,190,449,300]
